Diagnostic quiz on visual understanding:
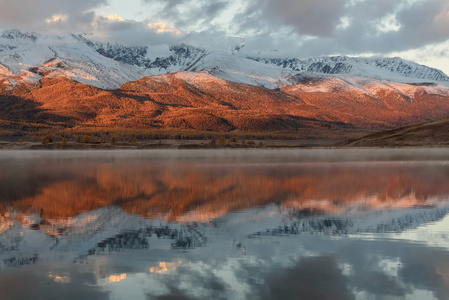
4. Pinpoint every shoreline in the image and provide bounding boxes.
[2,140,449,150]
[0,139,342,150]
